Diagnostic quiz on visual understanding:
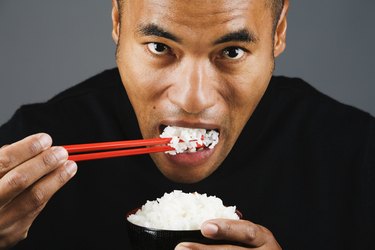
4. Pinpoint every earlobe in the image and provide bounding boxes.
[111,0,120,45]
[273,0,289,58]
